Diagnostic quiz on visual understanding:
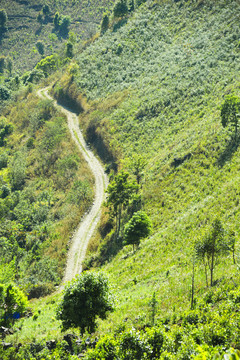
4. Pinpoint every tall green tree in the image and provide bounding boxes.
[195,219,228,287]
[65,42,73,58]
[59,15,71,36]
[0,56,5,74]
[128,0,135,12]
[113,0,128,18]
[128,154,147,186]
[53,12,60,29]
[106,171,138,237]
[42,4,50,16]
[221,94,240,140]
[57,272,114,334]
[101,13,109,33]
[0,9,7,30]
